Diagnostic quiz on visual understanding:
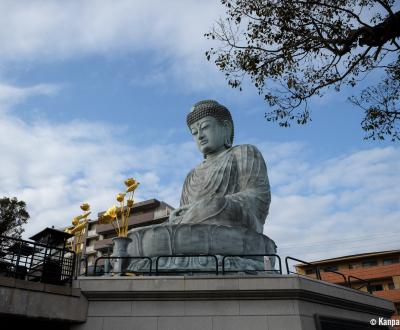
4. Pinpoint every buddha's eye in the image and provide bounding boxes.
[191,130,198,136]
